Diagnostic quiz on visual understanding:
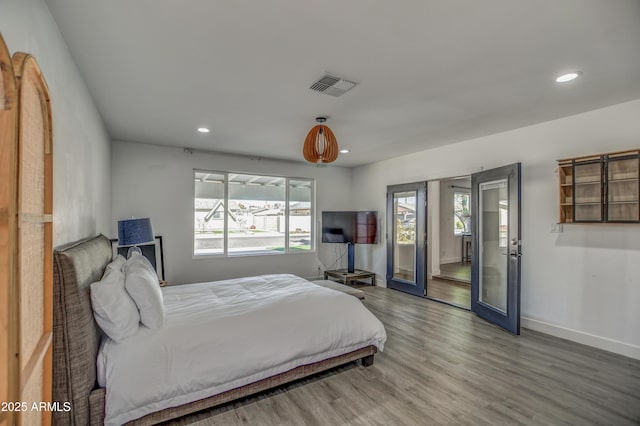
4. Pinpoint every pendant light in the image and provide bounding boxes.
[303,117,339,164]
